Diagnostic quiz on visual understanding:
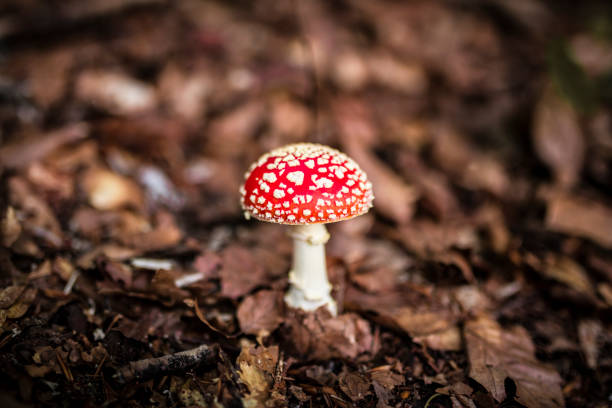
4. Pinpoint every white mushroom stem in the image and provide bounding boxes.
[284,223,337,315]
